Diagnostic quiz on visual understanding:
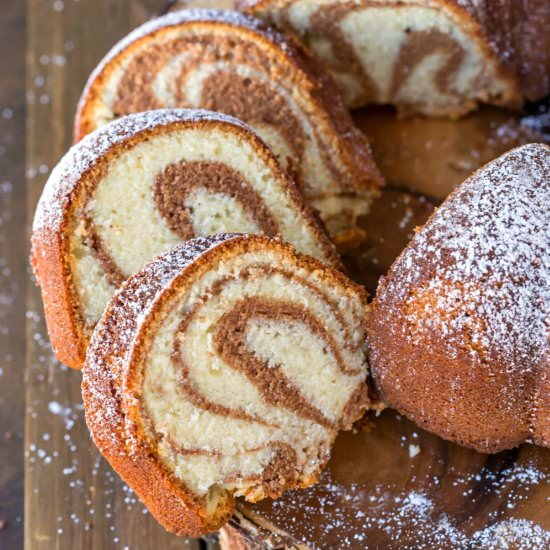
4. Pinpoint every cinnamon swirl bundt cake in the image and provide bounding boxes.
[242,0,550,116]
[368,143,550,453]
[74,9,383,237]
[82,233,370,536]
[31,109,340,370]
